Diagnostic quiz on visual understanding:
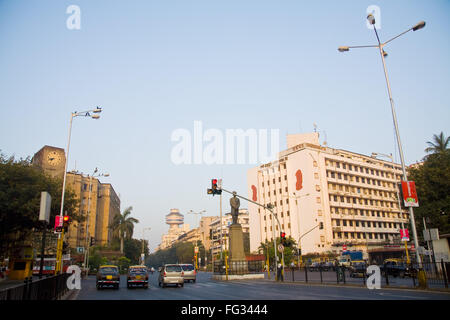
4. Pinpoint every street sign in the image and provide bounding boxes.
[400,229,410,241]
[76,247,84,253]
[423,228,439,241]
[39,191,52,223]
[342,244,347,251]
[277,244,284,252]
[54,215,63,233]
